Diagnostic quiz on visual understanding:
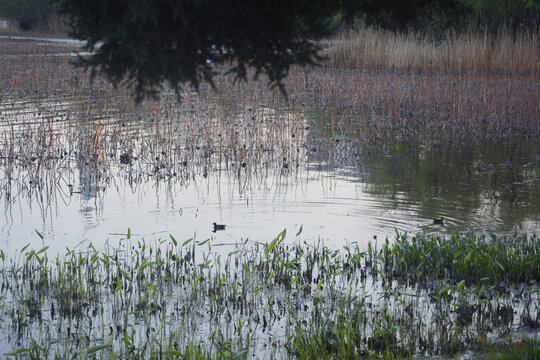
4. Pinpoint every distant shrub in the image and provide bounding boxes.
[463,0,539,33]
[0,0,56,31]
